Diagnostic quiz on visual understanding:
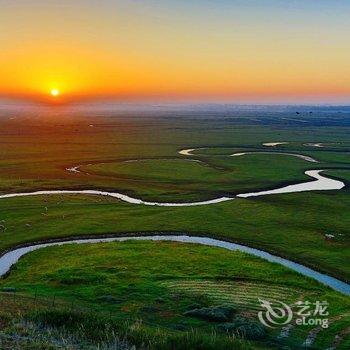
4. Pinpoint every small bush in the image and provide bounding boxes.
[30,309,88,329]
[184,305,236,322]
[97,295,122,304]
[185,303,203,310]
[218,316,266,340]
[0,313,11,330]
